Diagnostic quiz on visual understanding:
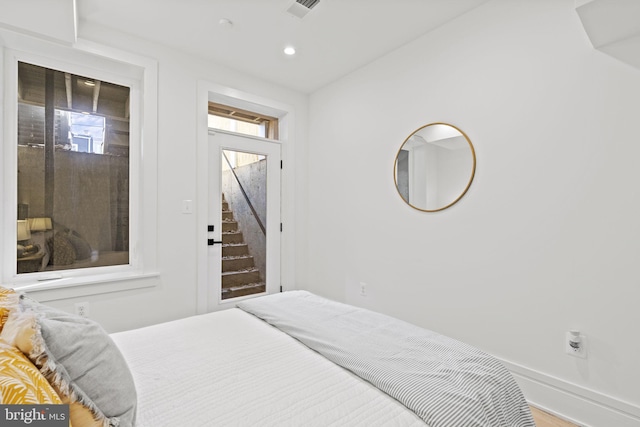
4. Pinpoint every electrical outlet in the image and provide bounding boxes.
[359,282,367,297]
[565,331,587,359]
[75,302,90,318]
